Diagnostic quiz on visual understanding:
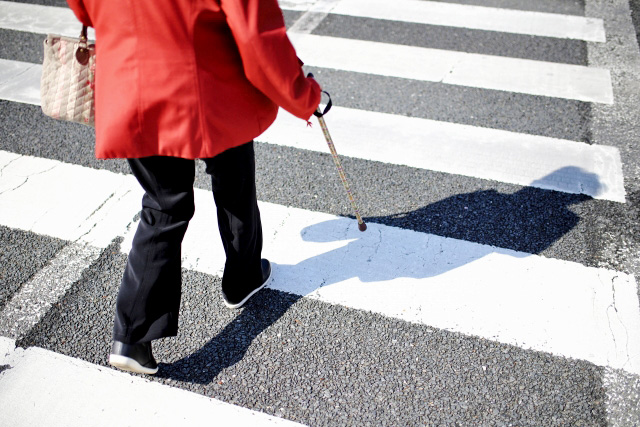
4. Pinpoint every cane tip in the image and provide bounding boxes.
[358,222,367,232]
